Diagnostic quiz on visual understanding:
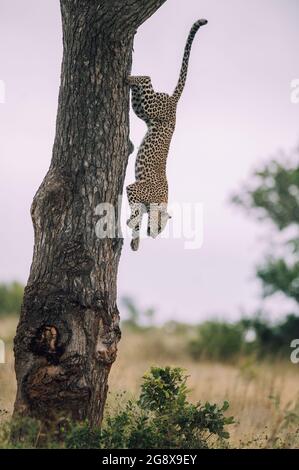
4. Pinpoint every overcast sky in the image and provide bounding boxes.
[0,0,299,323]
